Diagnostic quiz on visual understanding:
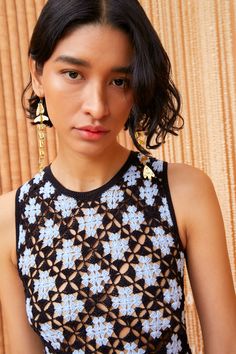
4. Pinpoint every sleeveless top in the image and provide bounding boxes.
[16,151,192,354]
